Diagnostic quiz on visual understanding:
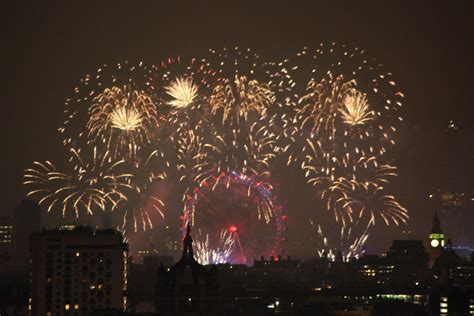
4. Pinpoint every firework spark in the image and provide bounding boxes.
[165,77,199,108]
